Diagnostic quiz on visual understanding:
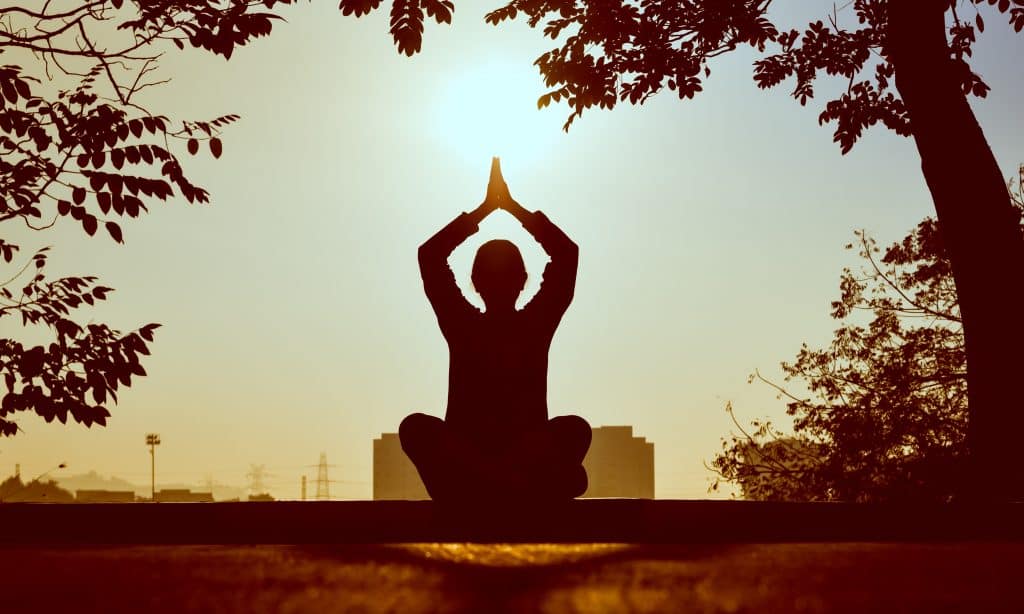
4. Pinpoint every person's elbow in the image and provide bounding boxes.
[565,239,579,259]
[418,243,436,268]
[560,240,579,267]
